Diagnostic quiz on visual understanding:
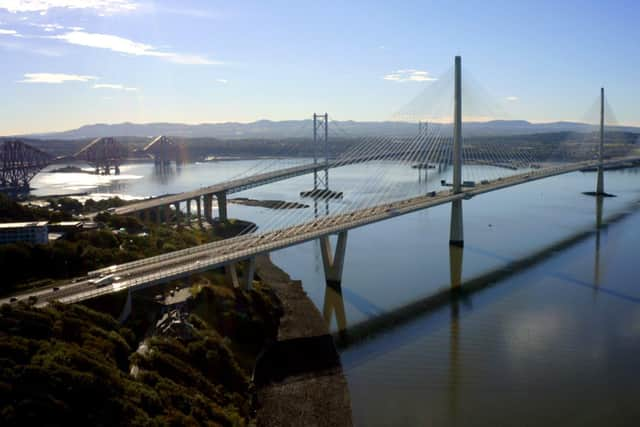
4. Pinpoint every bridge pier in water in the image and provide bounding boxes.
[596,87,606,195]
[320,231,348,285]
[450,200,464,247]
[449,55,465,247]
